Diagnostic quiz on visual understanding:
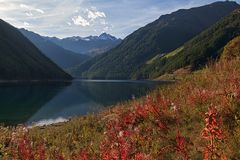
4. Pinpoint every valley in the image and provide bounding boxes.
[0,1,239,159]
